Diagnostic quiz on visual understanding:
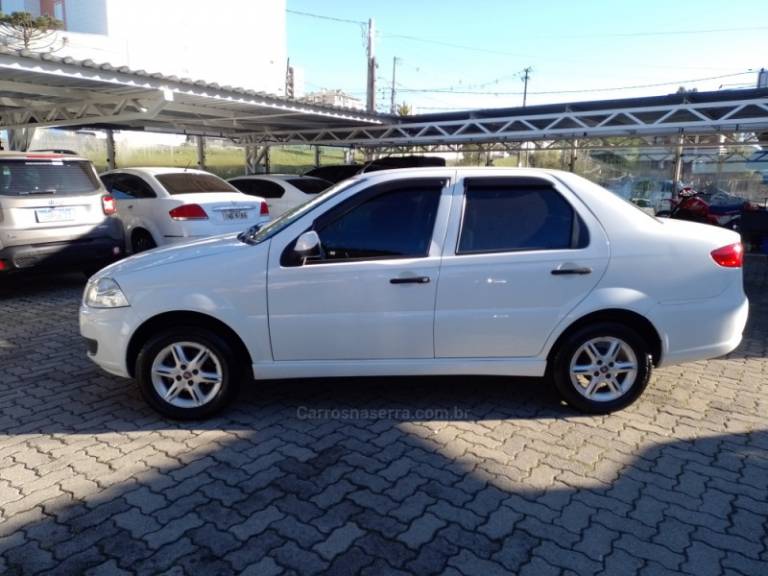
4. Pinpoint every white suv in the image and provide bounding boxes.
[80,168,748,419]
